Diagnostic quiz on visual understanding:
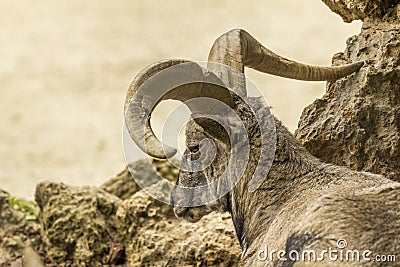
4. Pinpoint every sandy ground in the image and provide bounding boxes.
[0,1,361,198]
